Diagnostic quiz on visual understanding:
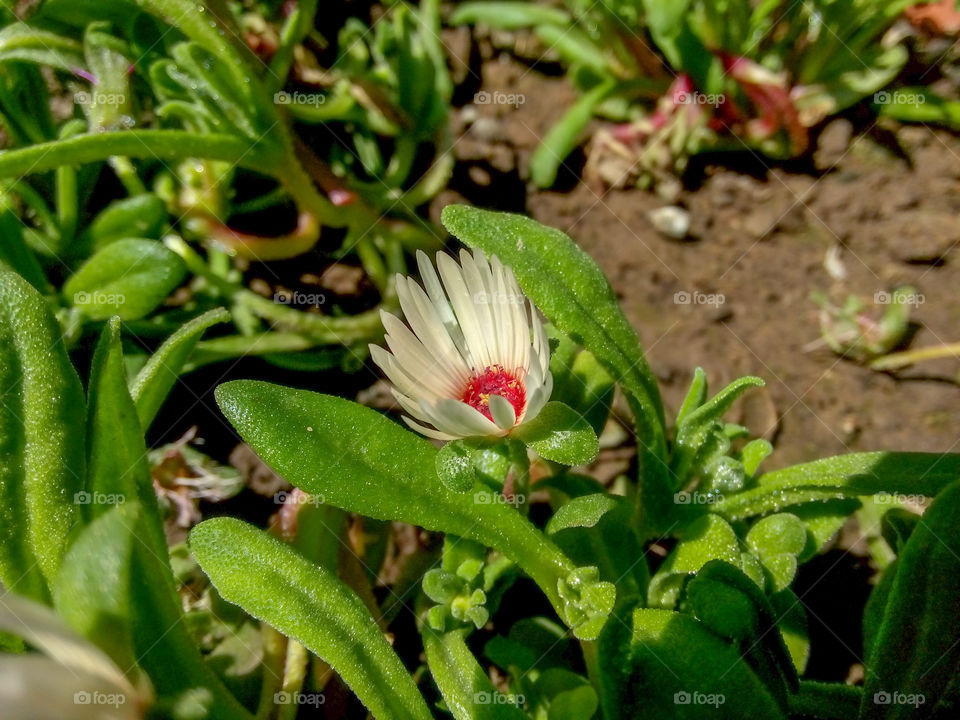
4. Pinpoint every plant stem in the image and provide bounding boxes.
[870,343,960,371]
[0,130,282,179]
[255,626,287,720]
[276,639,309,720]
